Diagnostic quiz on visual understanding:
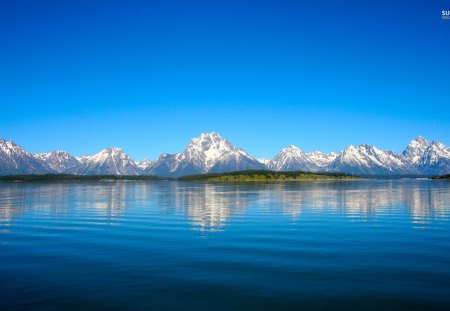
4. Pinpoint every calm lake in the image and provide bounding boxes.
[1,180,450,310]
